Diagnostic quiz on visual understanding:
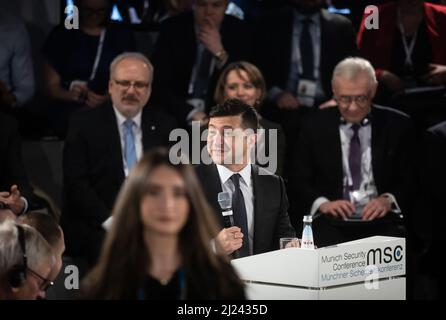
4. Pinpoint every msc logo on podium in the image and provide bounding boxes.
[366,245,404,265]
